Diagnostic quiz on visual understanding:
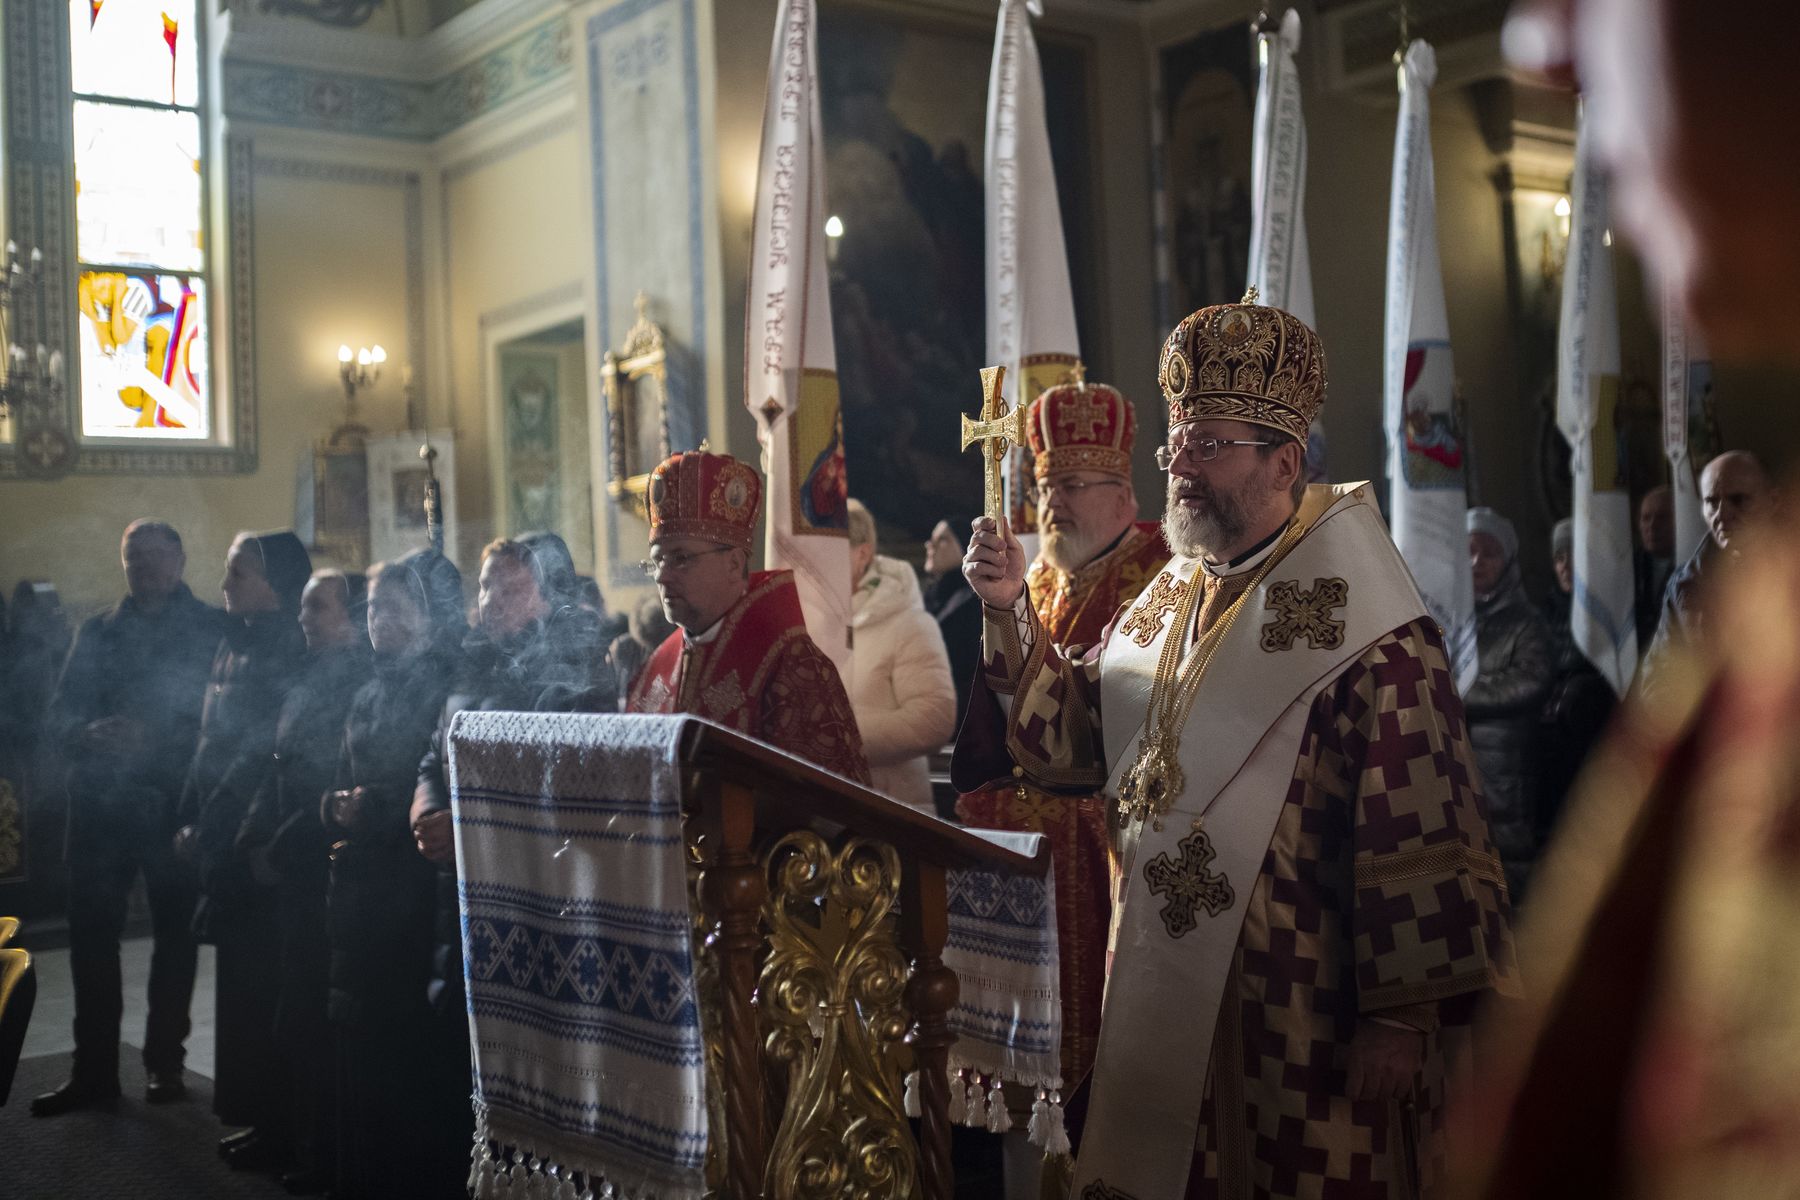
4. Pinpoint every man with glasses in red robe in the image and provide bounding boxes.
[626,448,869,785]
